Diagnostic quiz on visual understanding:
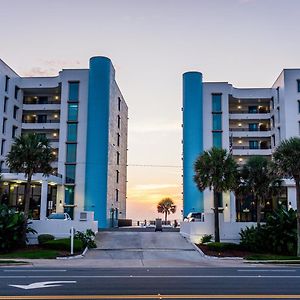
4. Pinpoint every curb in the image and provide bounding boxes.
[244,260,300,264]
[56,246,88,260]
